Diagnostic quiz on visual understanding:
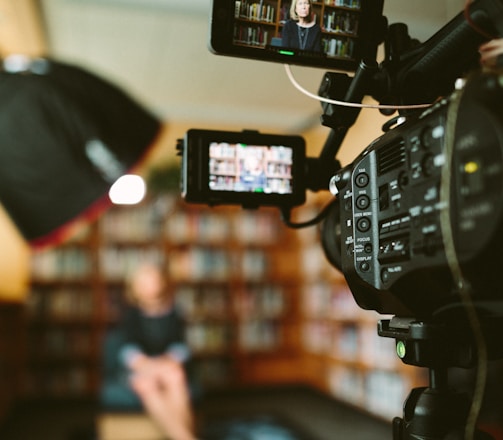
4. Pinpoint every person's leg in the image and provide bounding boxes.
[100,377,143,410]
[129,360,195,440]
